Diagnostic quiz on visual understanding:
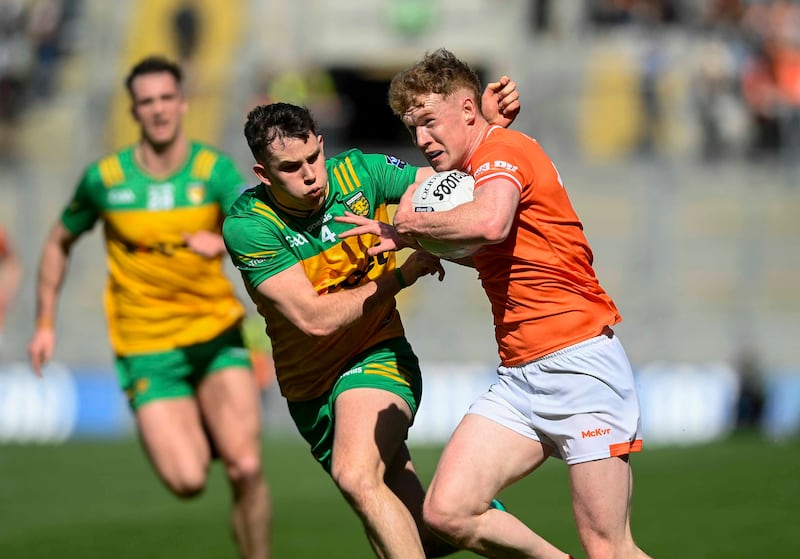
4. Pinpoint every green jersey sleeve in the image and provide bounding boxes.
[207,152,249,214]
[60,166,102,236]
[223,195,297,289]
